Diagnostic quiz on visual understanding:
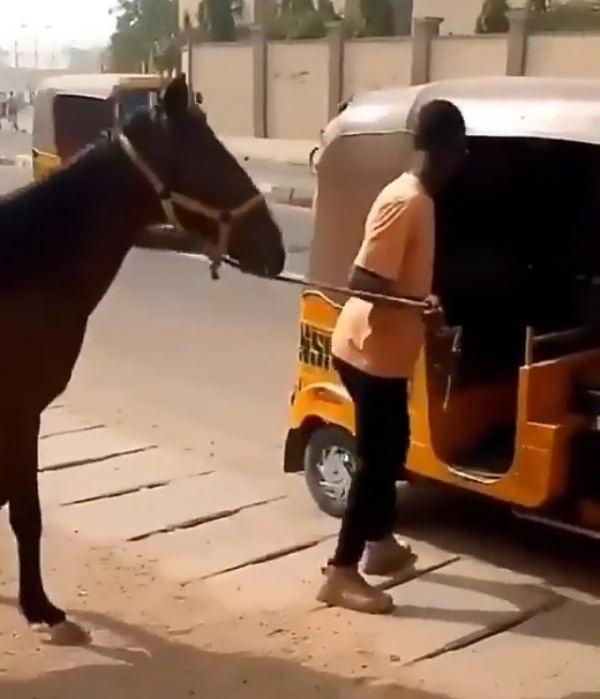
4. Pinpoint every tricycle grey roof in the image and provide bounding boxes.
[325,76,600,146]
